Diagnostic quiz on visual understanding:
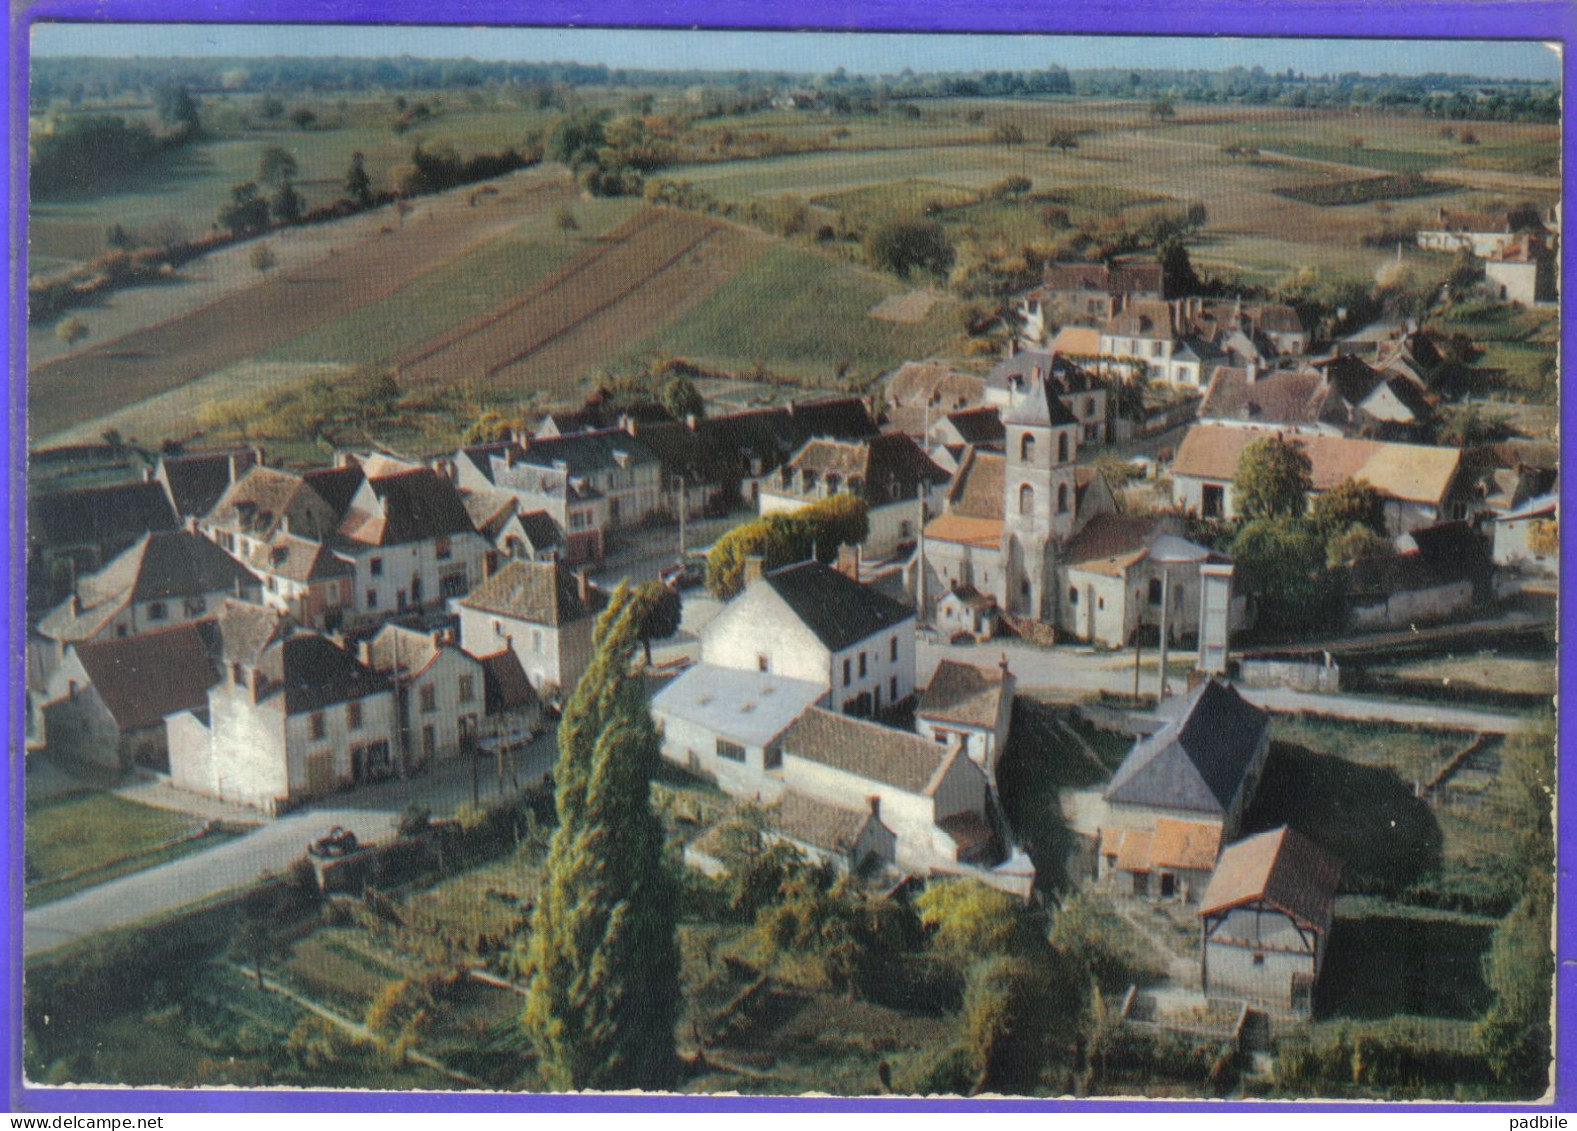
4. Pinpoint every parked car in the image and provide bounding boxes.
[660,560,705,590]
[307,826,362,859]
